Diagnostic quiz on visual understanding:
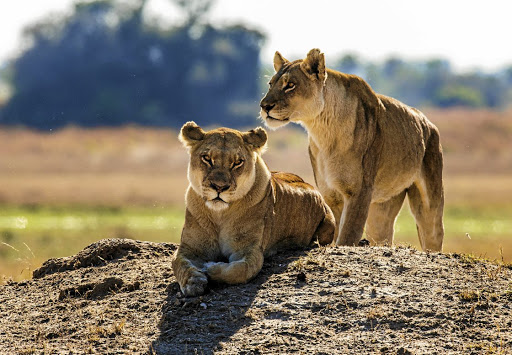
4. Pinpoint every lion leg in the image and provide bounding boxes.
[313,206,336,245]
[365,190,407,246]
[336,189,373,246]
[172,244,208,297]
[407,132,444,252]
[205,249,264,285]
[323,197,344,243]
